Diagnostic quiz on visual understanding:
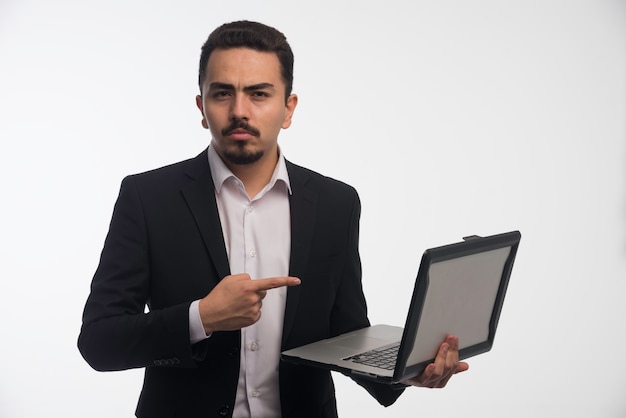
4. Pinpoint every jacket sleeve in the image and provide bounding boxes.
[77,176,199,371]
